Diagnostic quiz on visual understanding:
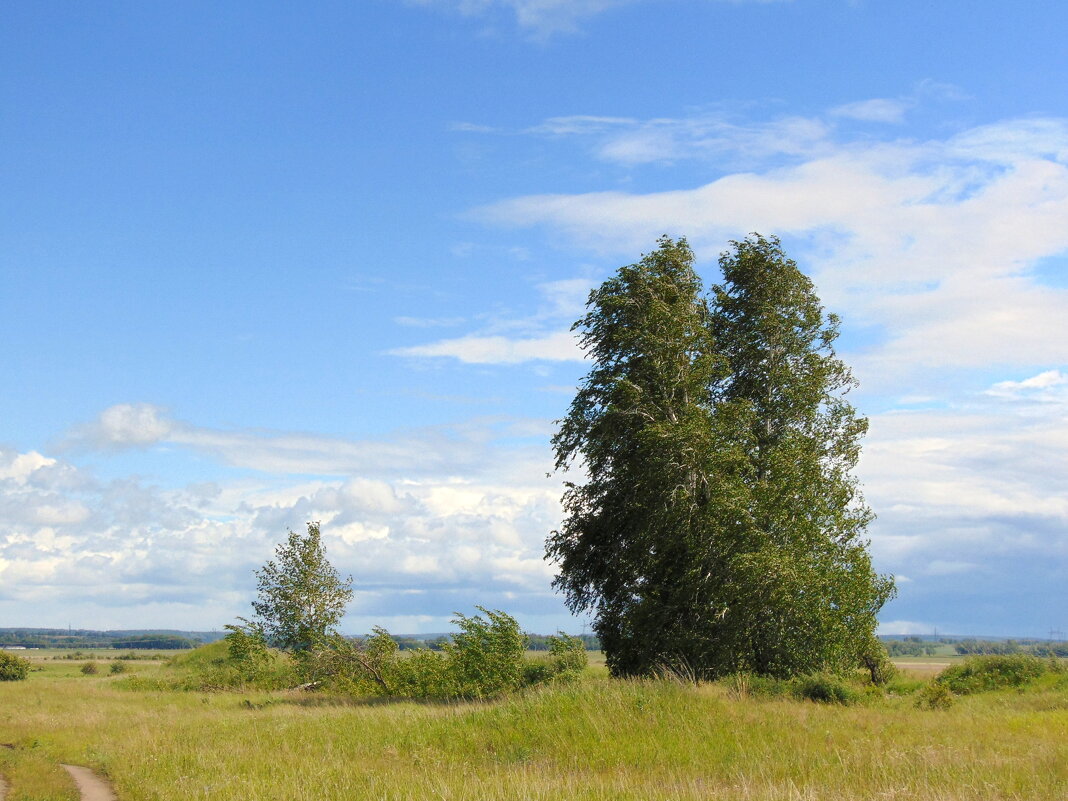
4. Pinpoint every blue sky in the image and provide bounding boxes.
[2,0,1066,637]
